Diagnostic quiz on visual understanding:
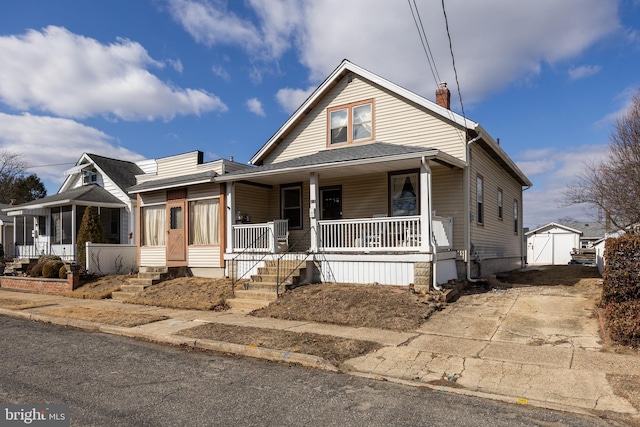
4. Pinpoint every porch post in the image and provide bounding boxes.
[71,205,77,261]
[225,181,235,253]
[420,160,432,253]
[309,172,319,252]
